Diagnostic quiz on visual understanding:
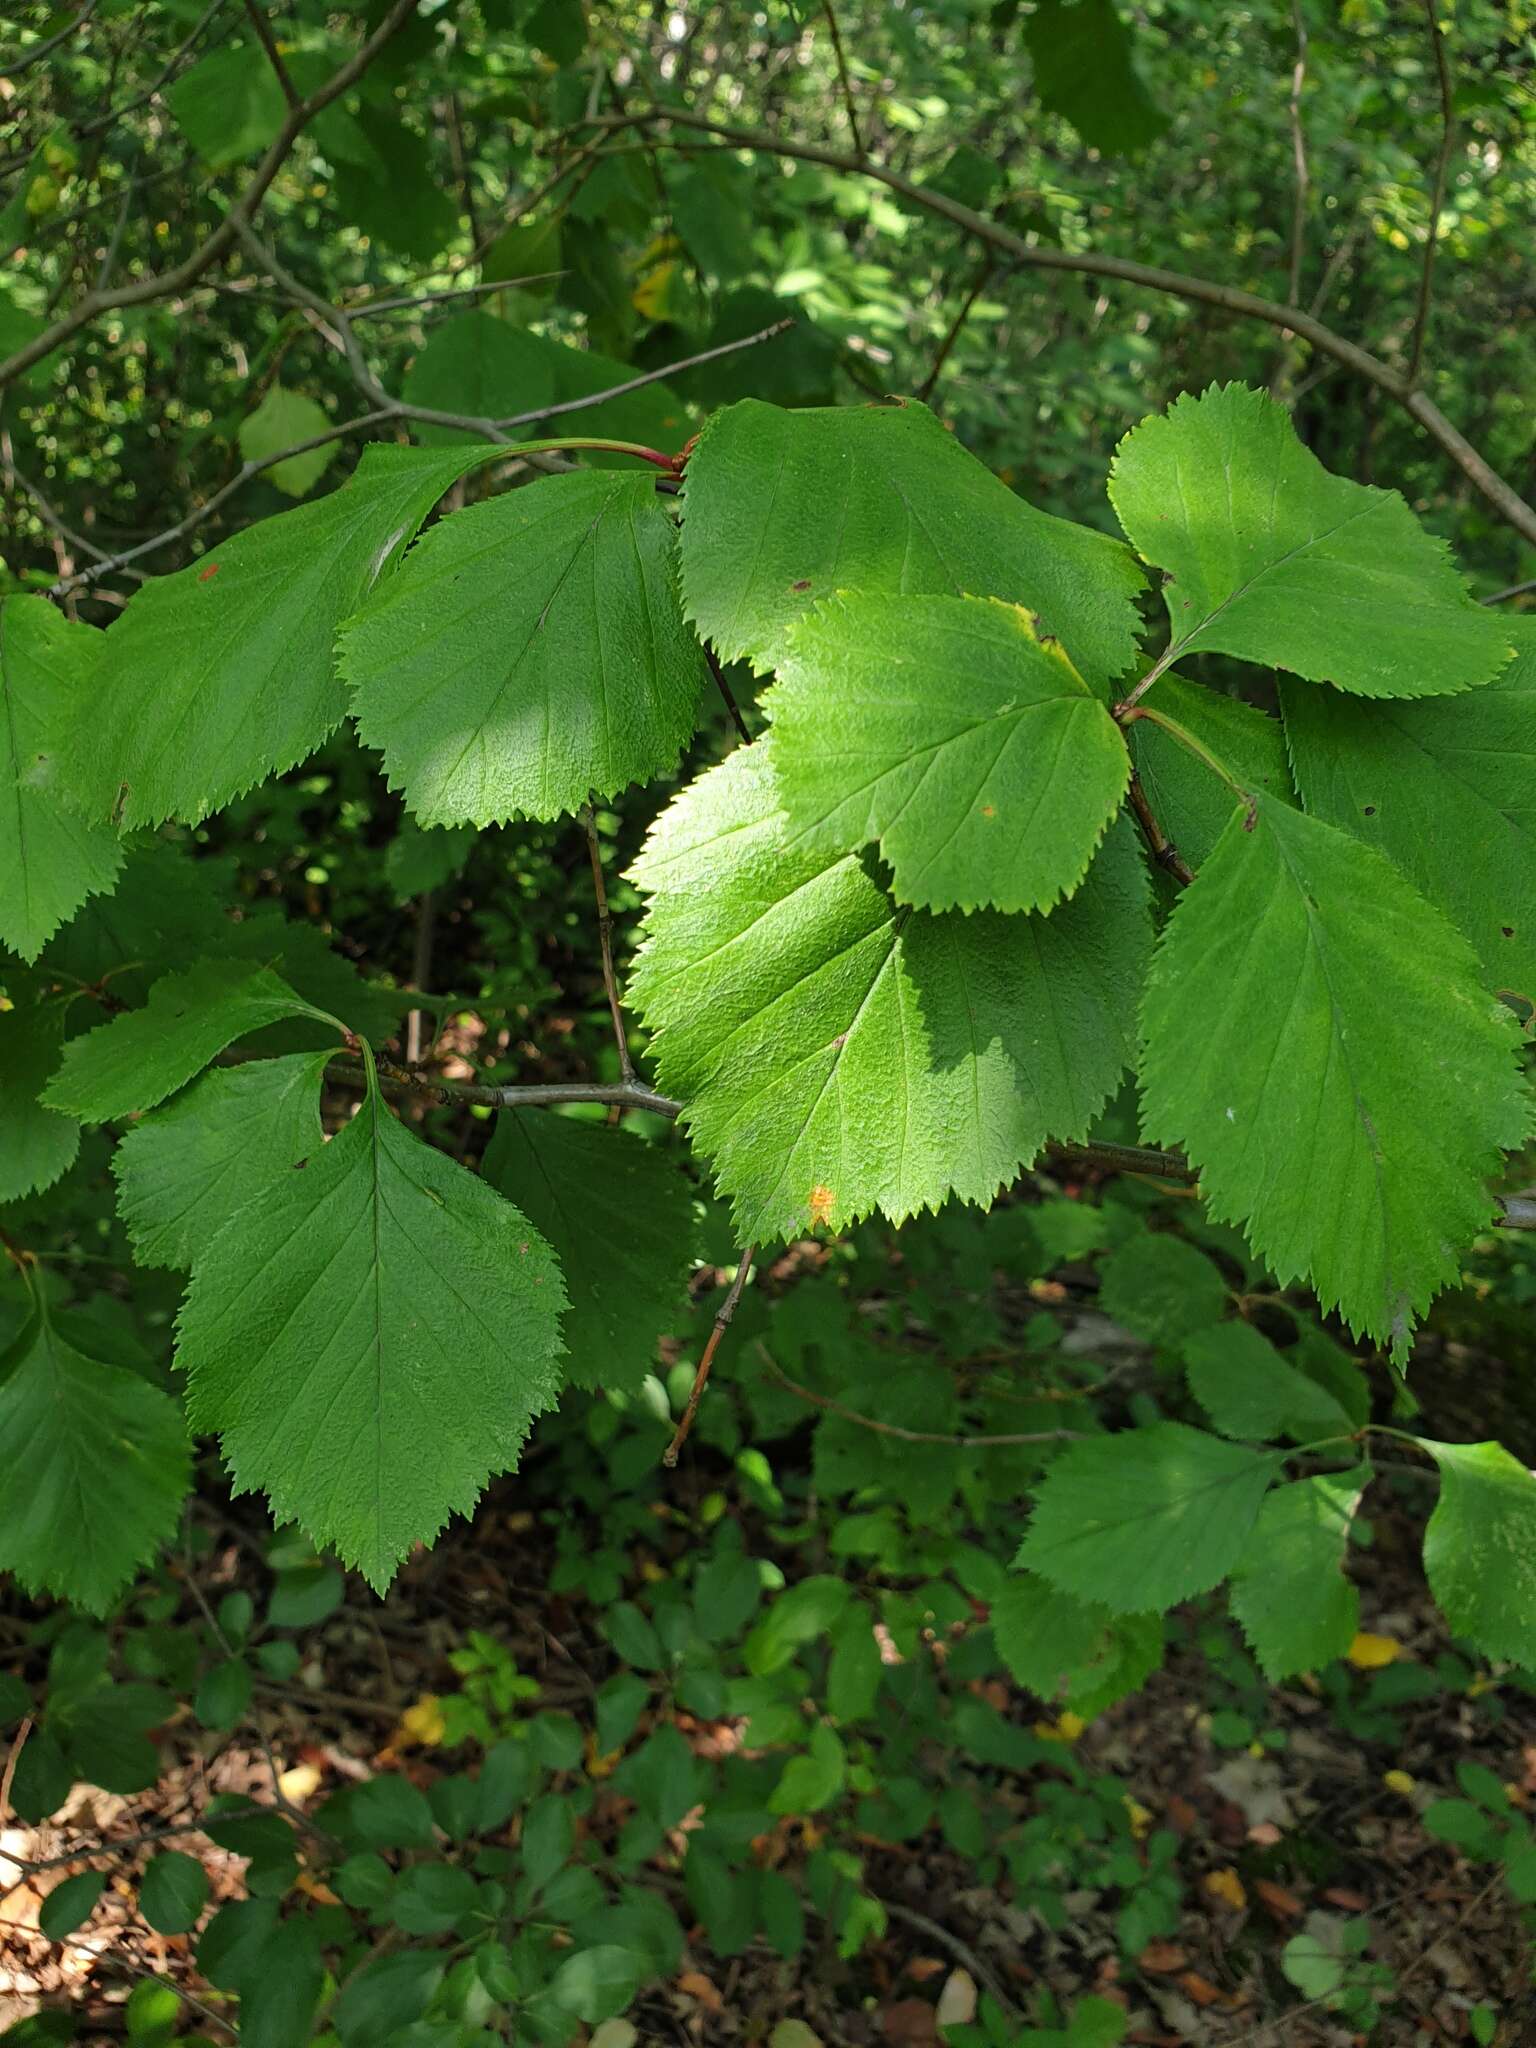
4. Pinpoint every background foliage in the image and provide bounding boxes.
[1,0,1534,2040]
